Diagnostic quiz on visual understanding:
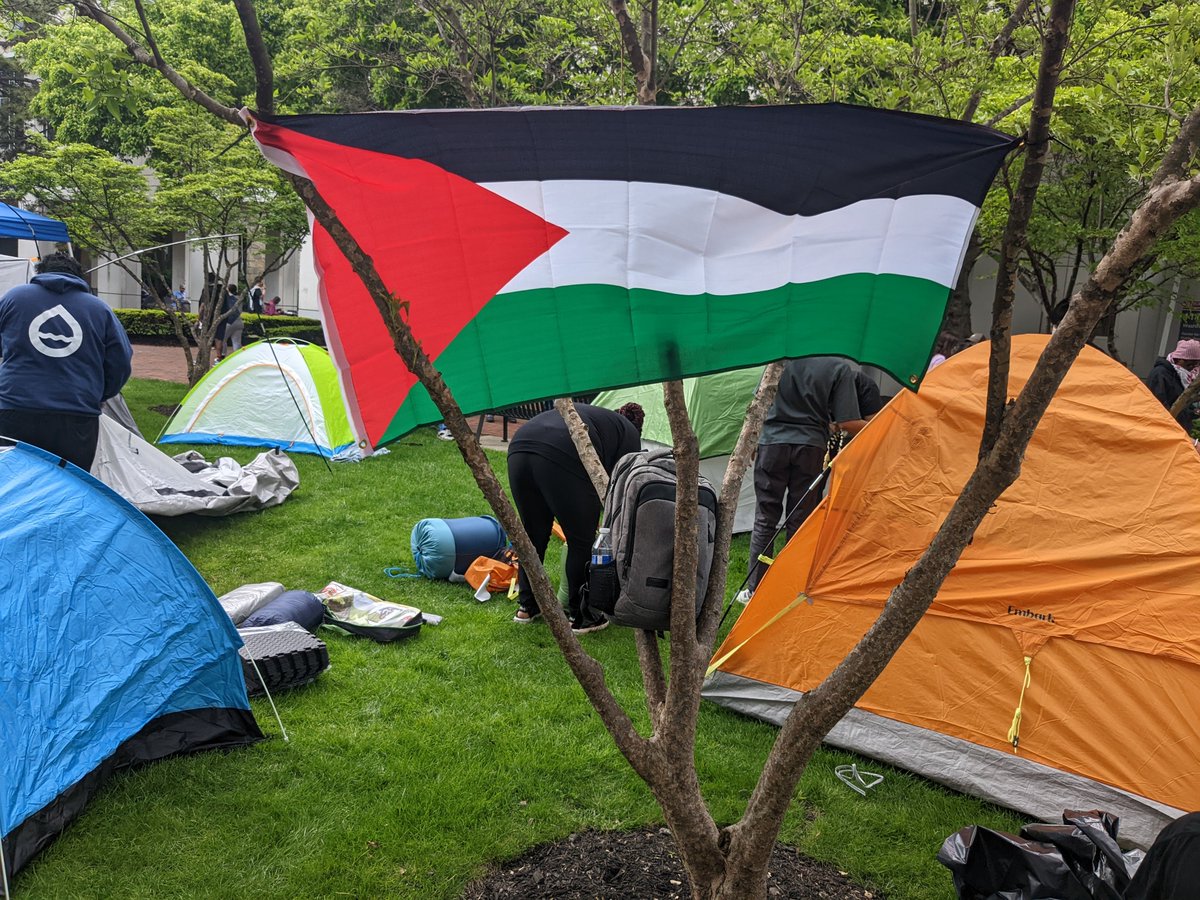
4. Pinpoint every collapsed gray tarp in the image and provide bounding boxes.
[91,415,299,516]
[101,394,143,438]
